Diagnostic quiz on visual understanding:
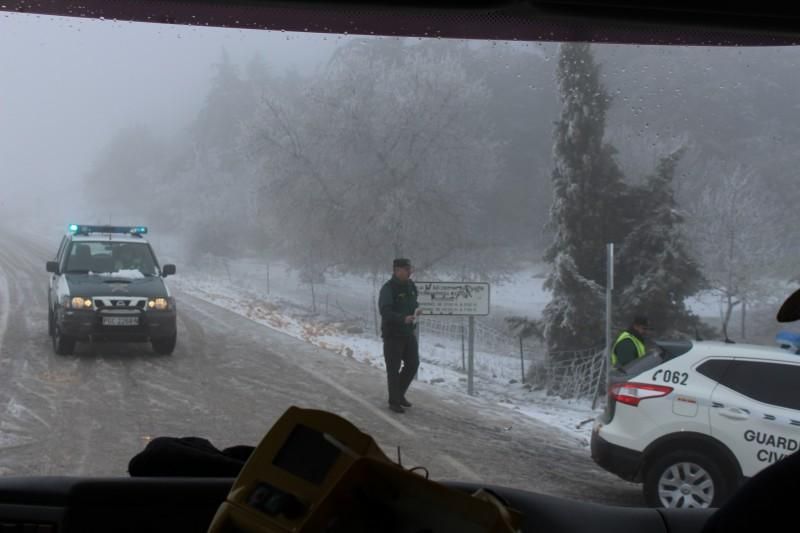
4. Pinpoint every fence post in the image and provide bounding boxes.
[741,298,747,340]
[224,259,232,284]
[592,353,606,410]
[519,335,525,384]
[414,316,420,381]
[372,276,380,338]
